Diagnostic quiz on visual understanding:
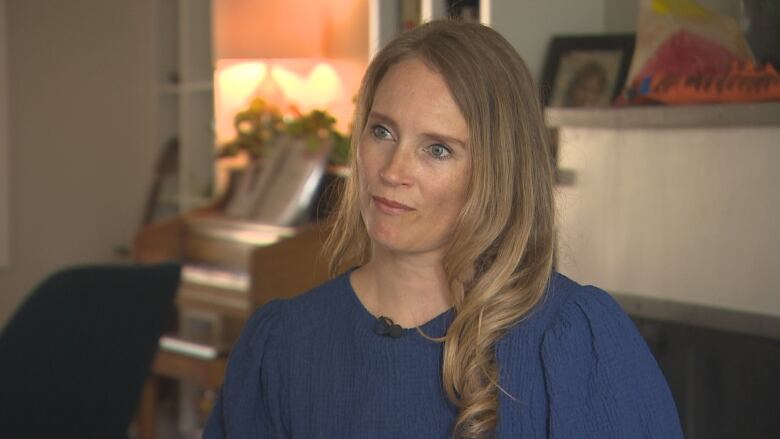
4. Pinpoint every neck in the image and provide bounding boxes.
[351,248,453,328]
